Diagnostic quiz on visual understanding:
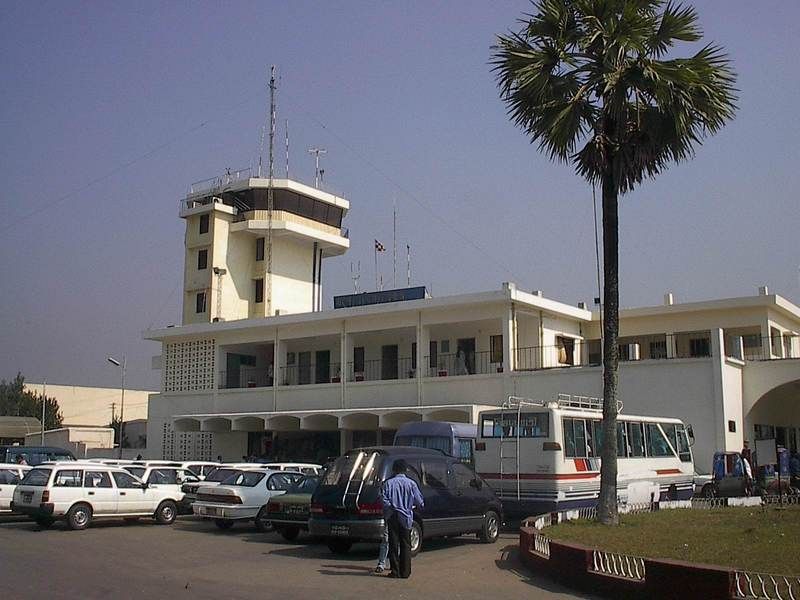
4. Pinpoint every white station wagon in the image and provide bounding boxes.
[0,463,31,513]
[193,469,302,531]
[12,463,183,530]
